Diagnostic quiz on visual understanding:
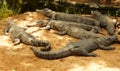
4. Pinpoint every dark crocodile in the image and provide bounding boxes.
[30,35,118,59]
[4,20,51,51]
[35,20,100,39]
[91,11,115,35]
[36,8,100,29]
